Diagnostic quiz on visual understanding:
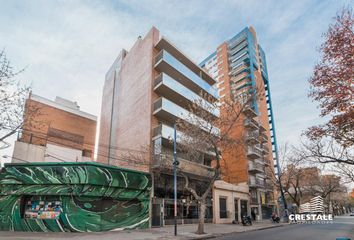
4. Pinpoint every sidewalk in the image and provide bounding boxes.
[0,221,288,240]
